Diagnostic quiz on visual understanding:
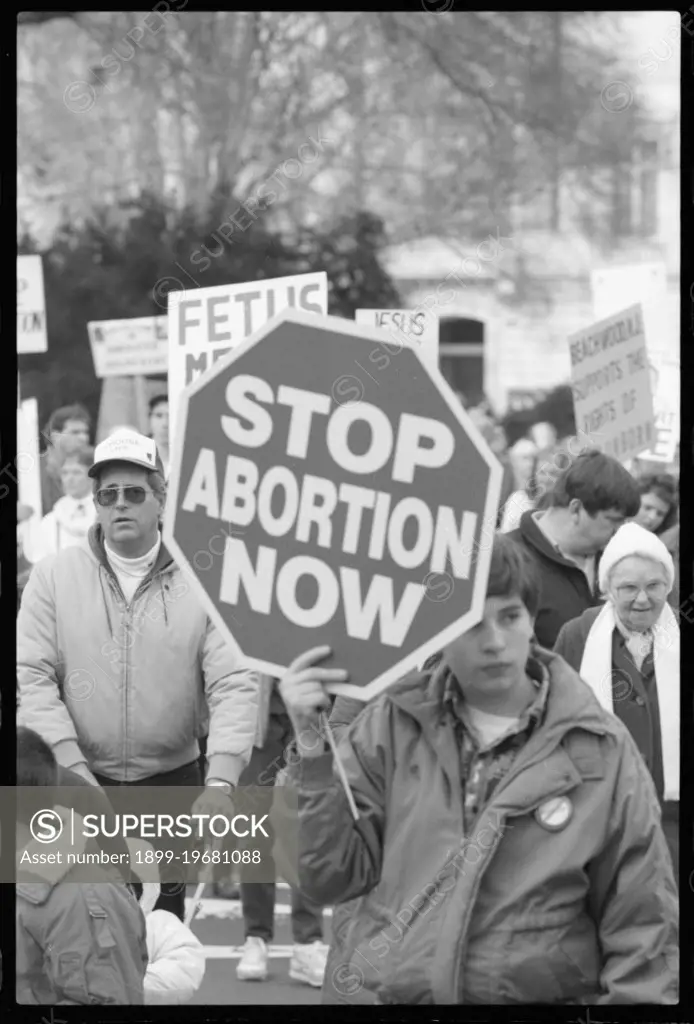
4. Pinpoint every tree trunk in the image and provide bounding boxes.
[550,11,562,232]
[351,21,367,212]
